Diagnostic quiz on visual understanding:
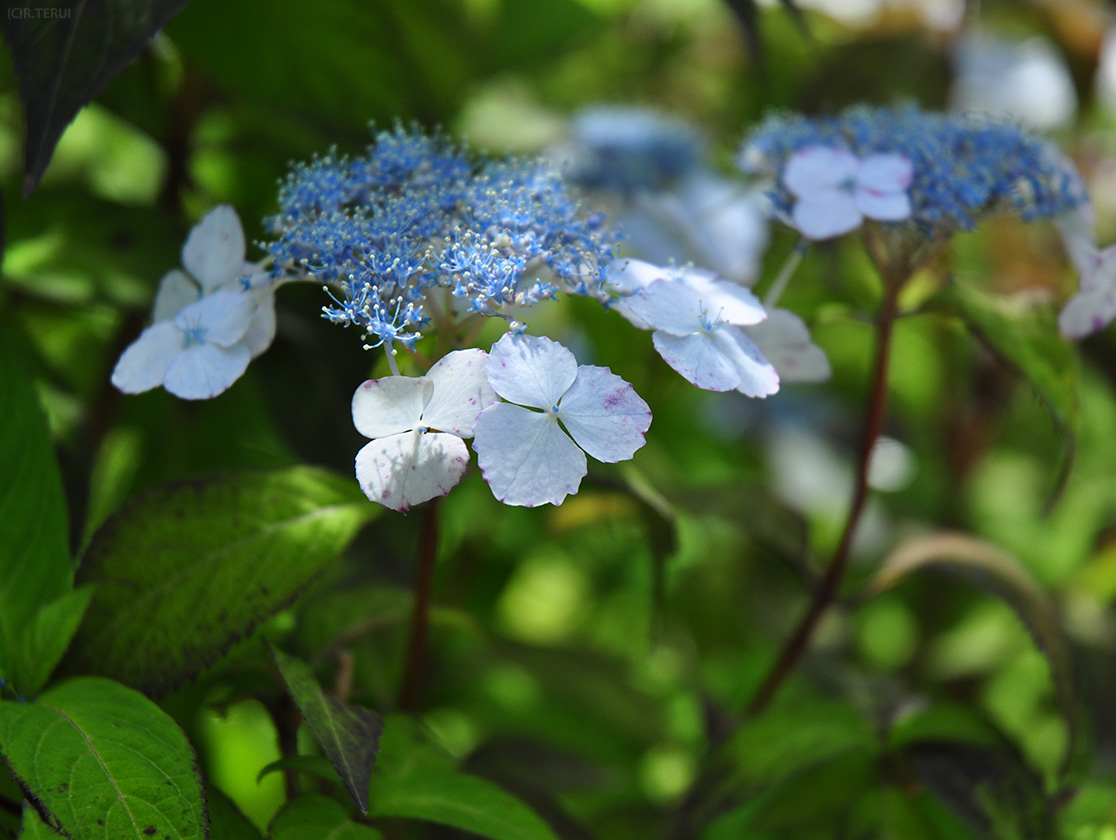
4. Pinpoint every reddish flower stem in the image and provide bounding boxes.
[745,278,902,715]
[399,498,441,712]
